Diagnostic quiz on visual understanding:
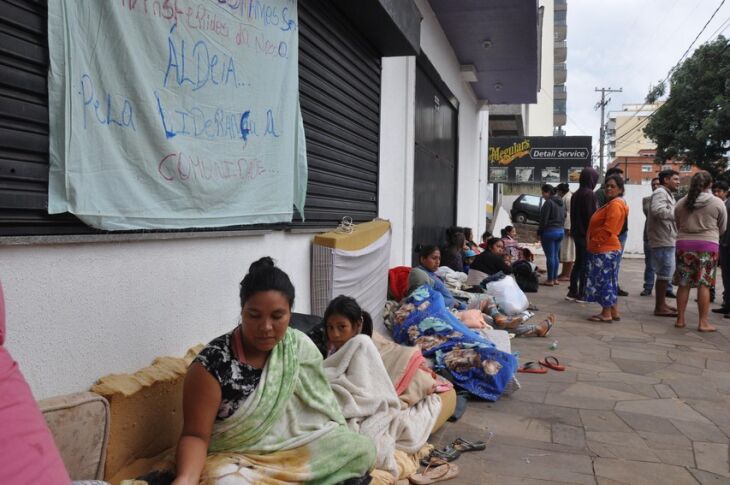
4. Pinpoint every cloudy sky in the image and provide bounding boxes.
[566,0,730,162]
